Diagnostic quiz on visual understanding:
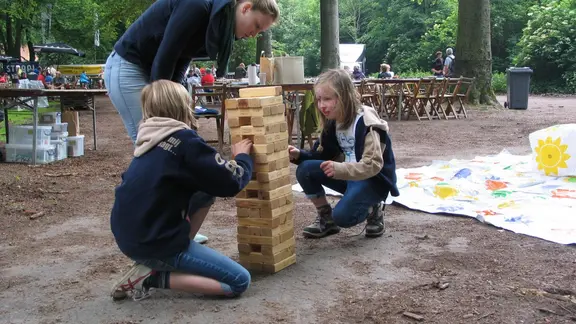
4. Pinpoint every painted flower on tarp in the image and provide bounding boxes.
[534,136,571,176]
